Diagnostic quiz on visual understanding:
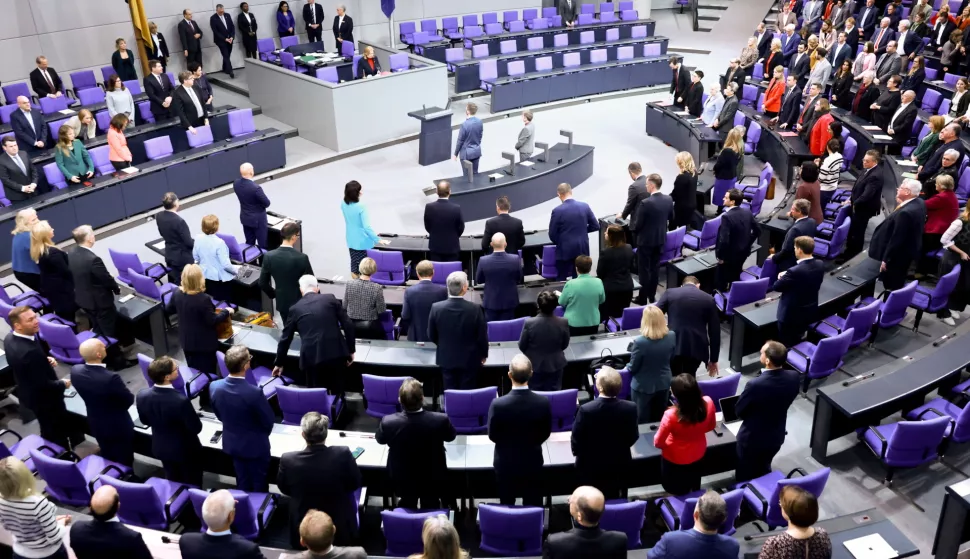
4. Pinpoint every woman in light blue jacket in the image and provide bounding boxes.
[192,214,238,303]
[341,180,387,276]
